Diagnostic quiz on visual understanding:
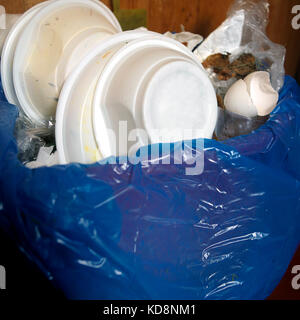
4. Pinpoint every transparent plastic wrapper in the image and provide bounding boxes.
[26,146,58,169]
[215,108,269,141]
[164,31,203,51]
[195,0,286,94]
[0,75,299,300]
[13,112,56,166]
